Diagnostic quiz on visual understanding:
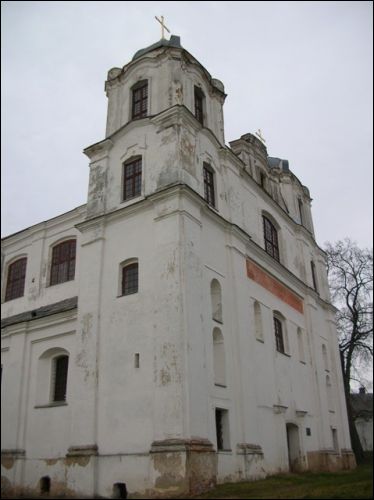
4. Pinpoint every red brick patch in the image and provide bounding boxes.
[246,260,304,314]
